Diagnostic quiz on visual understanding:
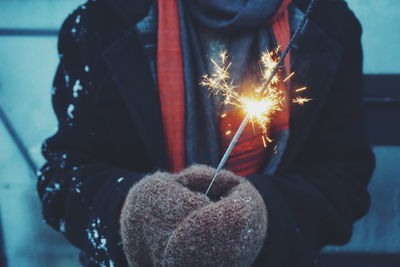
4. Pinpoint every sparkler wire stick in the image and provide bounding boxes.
[205,115,250,196]
[205,0,319,196]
